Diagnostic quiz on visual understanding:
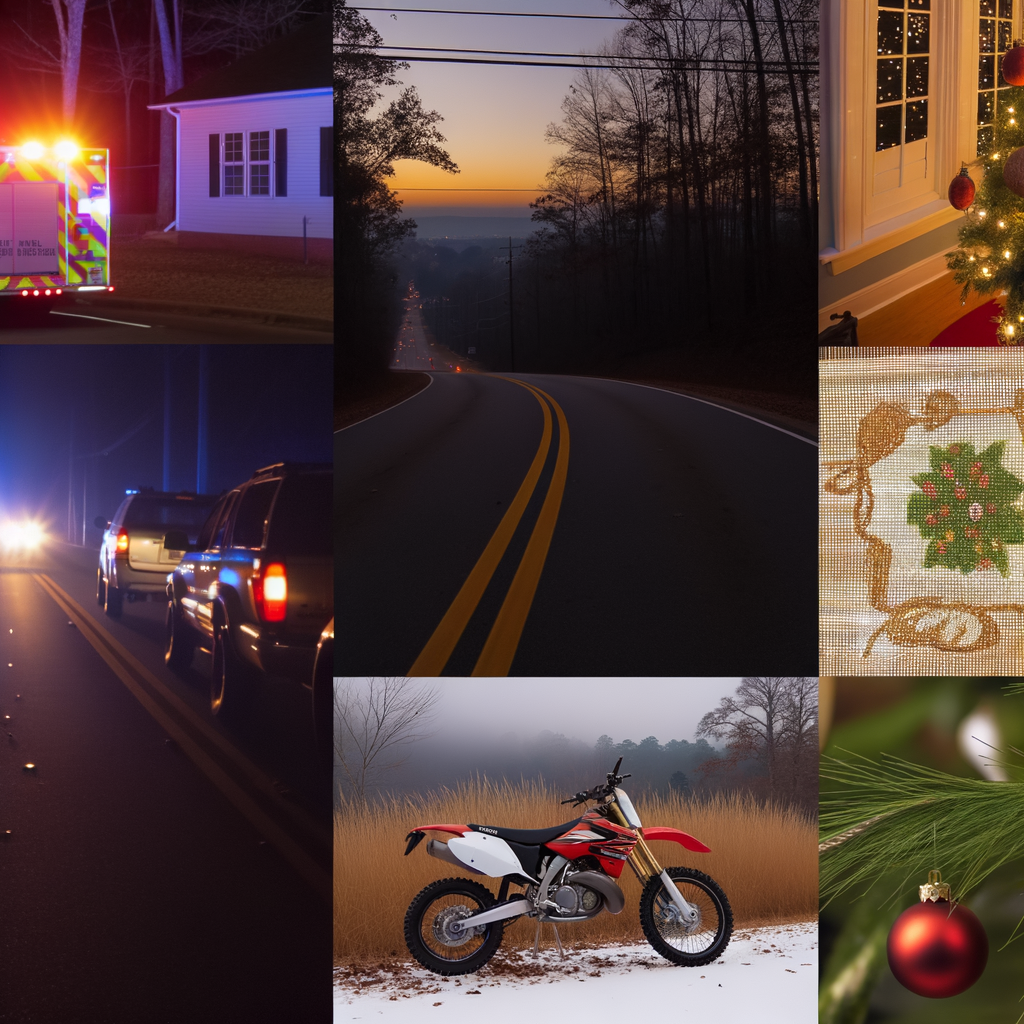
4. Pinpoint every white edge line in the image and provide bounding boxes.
[585,376,819,447]
[50,310,152,328]
[335,372,434,433]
